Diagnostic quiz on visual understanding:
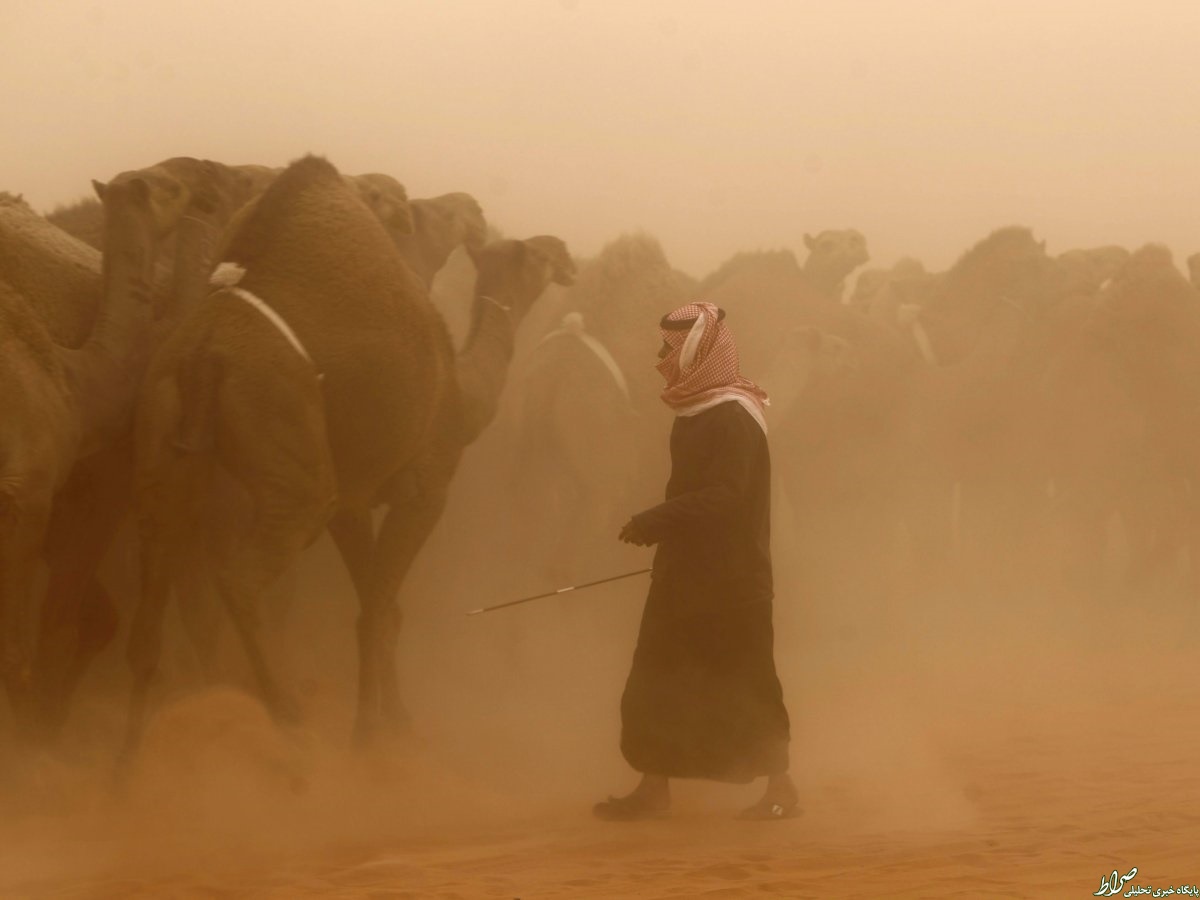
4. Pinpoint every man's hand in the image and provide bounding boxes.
[618,517,652,546]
